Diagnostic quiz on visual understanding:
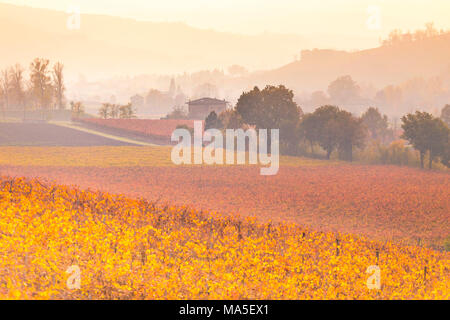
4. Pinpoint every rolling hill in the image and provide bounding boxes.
[0,3,309,77]
[254,34,450,91]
